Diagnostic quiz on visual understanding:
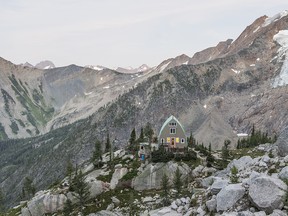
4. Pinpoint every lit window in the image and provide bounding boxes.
[176,137,179,143]
[167,137,170,143]
[170,128,176,134]
[181,138,185,143]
